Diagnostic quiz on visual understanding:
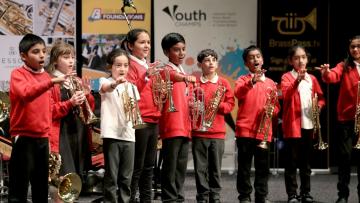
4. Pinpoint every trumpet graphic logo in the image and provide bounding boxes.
[272,8,317,35]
